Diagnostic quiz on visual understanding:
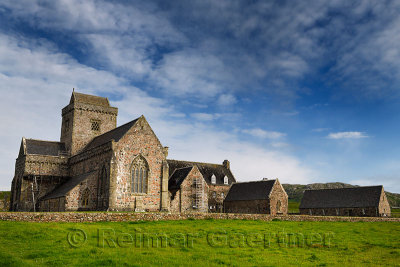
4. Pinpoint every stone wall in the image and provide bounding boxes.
[24,155,69,177]
[111,117,167,212]
[379,189,391,216]
[0,212,399,223]
[268,179,288,215]
[208,184,230,213]
[61,101,118,155]
[300,207,388,217]
[224,199,269,214]
[66,143,114,211]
